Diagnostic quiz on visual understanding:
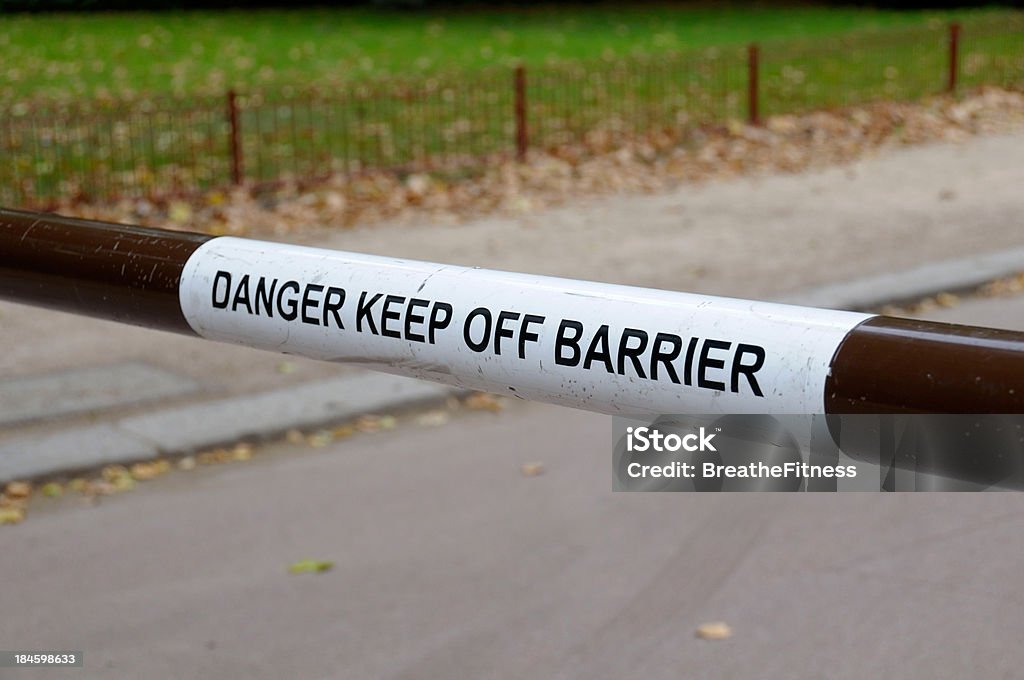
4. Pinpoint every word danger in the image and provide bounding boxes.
[211,271,346,328]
